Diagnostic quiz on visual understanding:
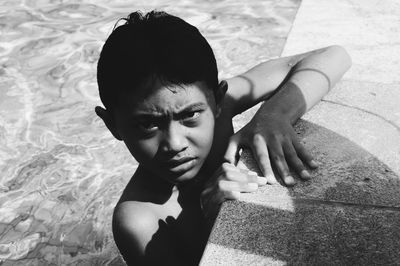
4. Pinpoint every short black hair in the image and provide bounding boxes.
[97,10,219,111]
